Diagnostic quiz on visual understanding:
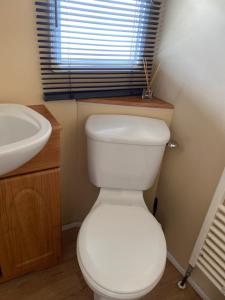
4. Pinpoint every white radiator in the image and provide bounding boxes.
[189,167,225,296]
